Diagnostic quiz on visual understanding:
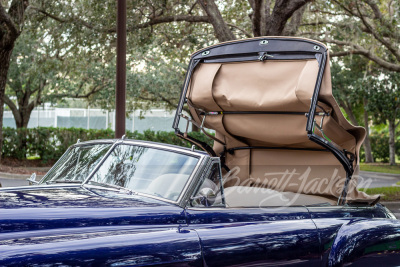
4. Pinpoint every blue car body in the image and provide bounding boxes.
[0,140,399,267]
